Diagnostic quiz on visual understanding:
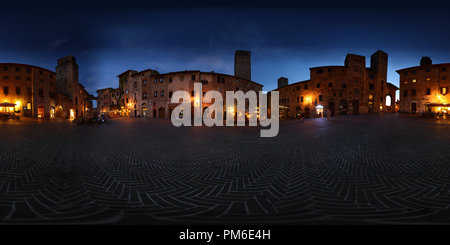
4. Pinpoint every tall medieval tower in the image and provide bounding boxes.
[234,50,251,81]
[55,55,81,116]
